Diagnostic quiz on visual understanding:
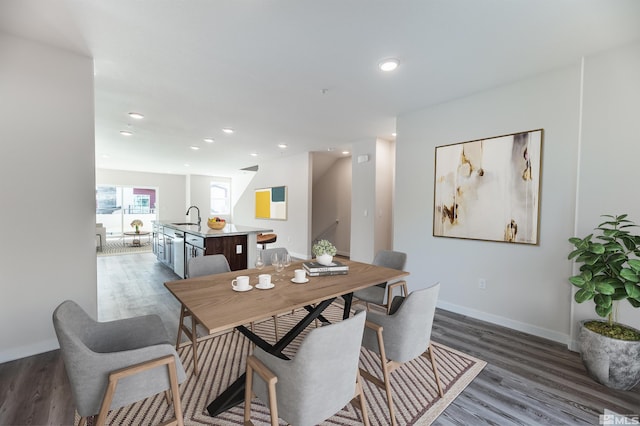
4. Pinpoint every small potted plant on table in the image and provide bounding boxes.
[130,219,143,234]
[568,214,640,390]
[312,239,337,266]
